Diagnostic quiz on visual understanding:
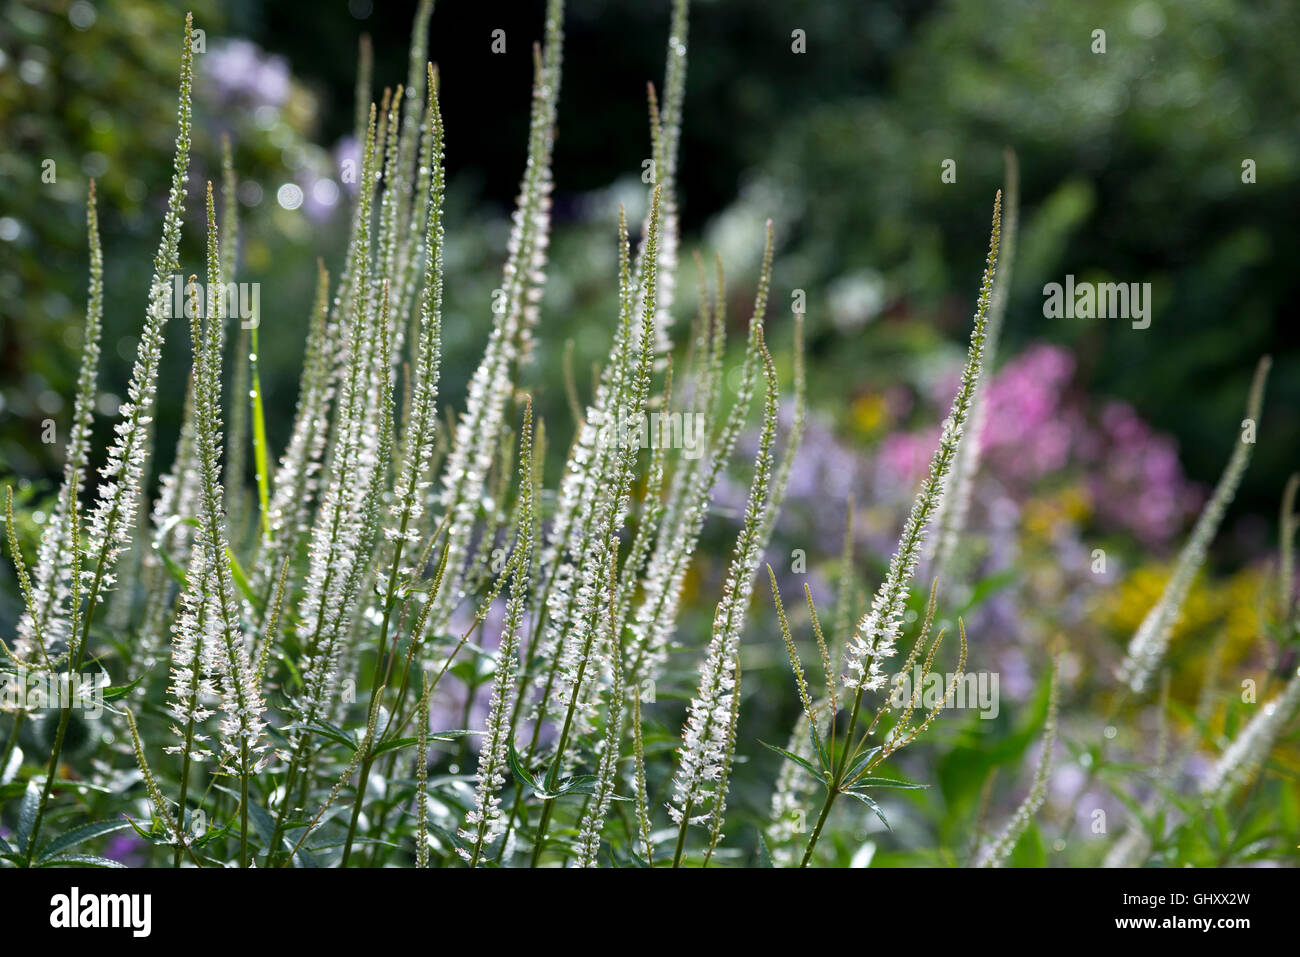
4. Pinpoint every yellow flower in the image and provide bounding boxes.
[1021,487,1090,542]
[850,393,888,437]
